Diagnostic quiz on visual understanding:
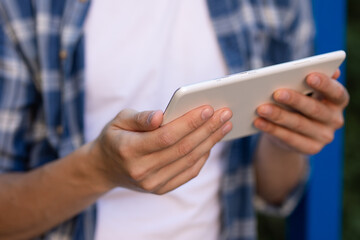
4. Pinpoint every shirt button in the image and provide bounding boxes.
[56,125,64,135]
[59,50,67,60]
